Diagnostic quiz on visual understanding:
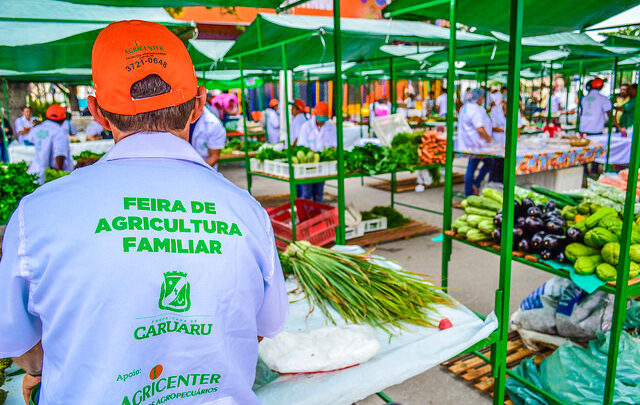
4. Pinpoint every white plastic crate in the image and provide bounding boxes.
[250,158,264,173]
[345,223,365,240]
[363,216,388,233]
[261,160,337,179]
